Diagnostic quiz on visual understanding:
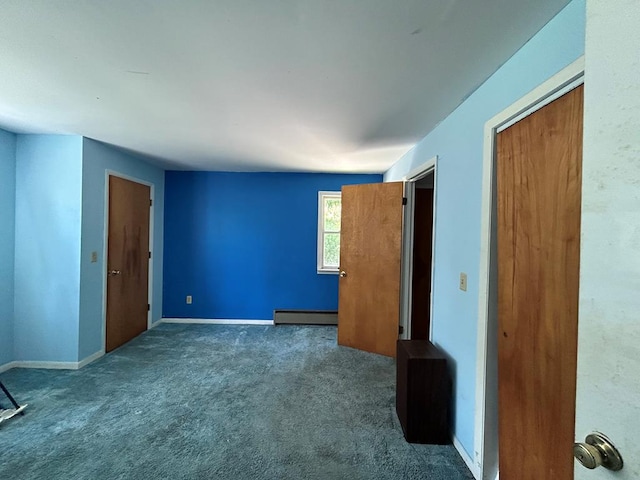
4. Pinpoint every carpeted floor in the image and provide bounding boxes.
[0,324,474,480]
